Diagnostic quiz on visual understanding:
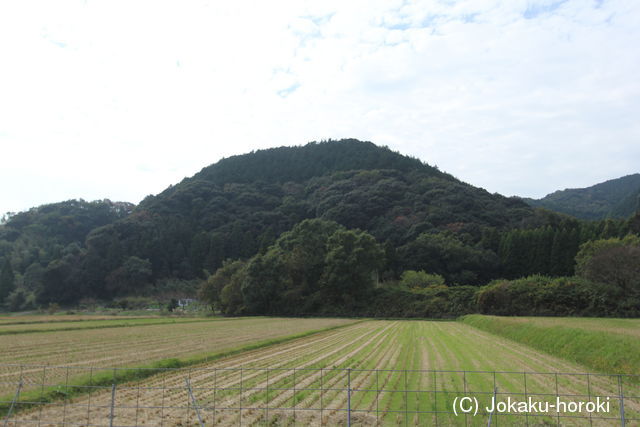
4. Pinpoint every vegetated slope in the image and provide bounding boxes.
[461,315,640,376]
[0,200,134,306]
[0,199,134,248]
[60,139,535,300]
[524,173,640,220]
[10,320,637,426]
